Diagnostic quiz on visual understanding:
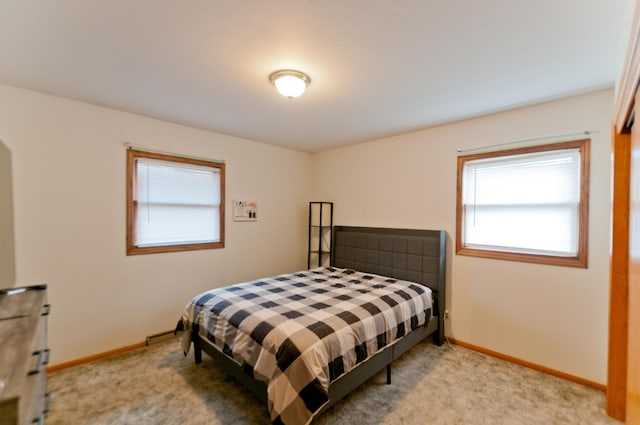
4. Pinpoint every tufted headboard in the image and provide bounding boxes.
[331,226,447,343]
